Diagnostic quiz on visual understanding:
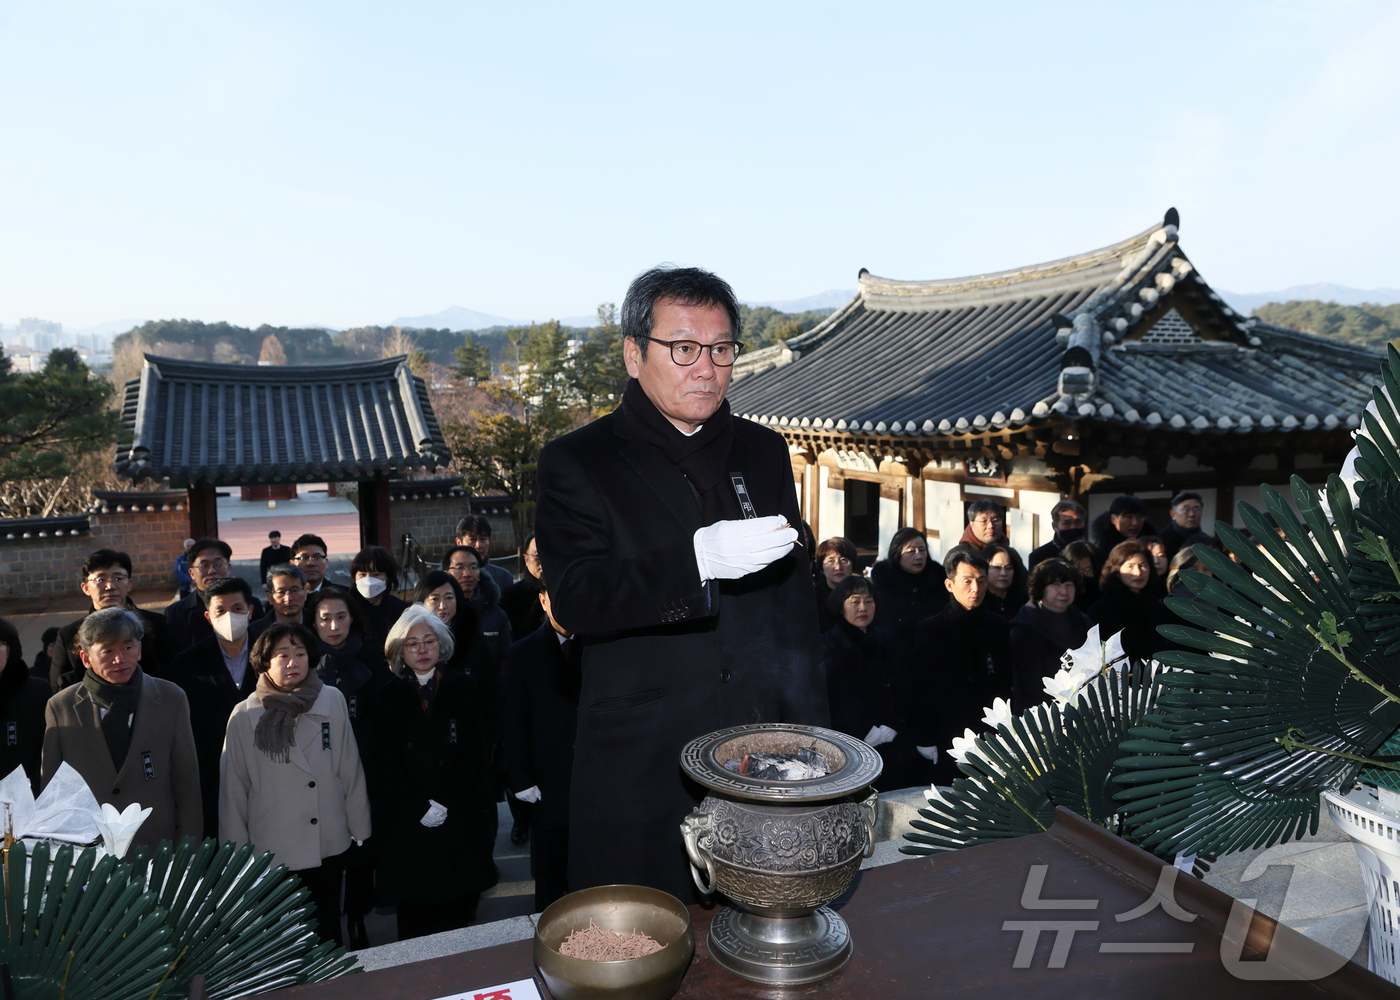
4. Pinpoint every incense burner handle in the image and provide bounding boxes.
[860,789,879,858]
[680,809,718,895]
